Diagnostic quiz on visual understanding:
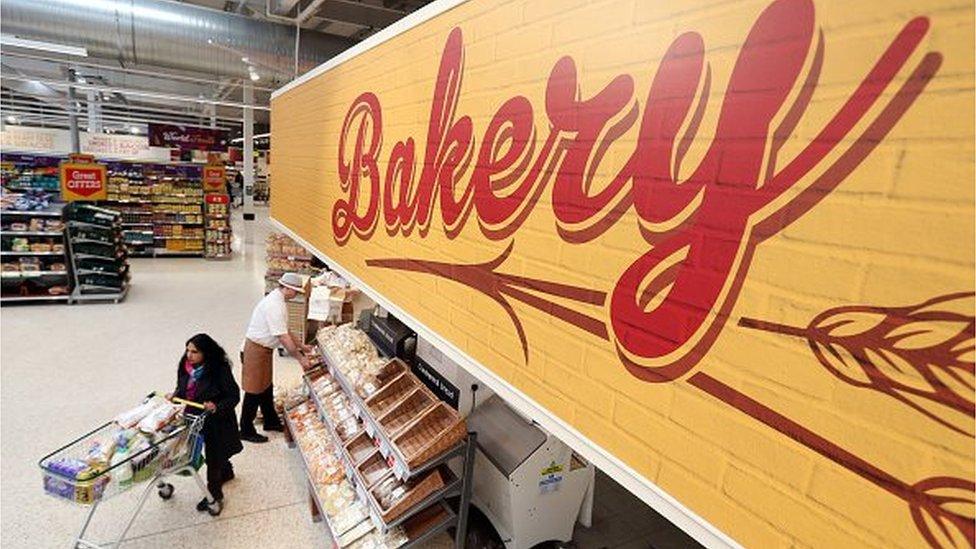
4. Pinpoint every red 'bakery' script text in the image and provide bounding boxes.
[332,0,934,381]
